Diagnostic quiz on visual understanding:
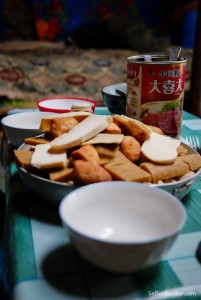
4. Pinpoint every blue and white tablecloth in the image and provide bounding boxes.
[1,108,201,300]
